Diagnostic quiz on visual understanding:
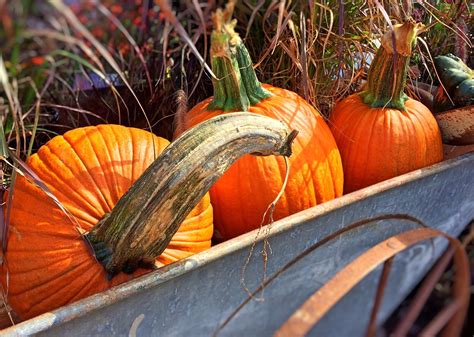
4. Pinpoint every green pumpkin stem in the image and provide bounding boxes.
[361,20,423,110]
[86,113,297,278]
[208,3,272,112]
